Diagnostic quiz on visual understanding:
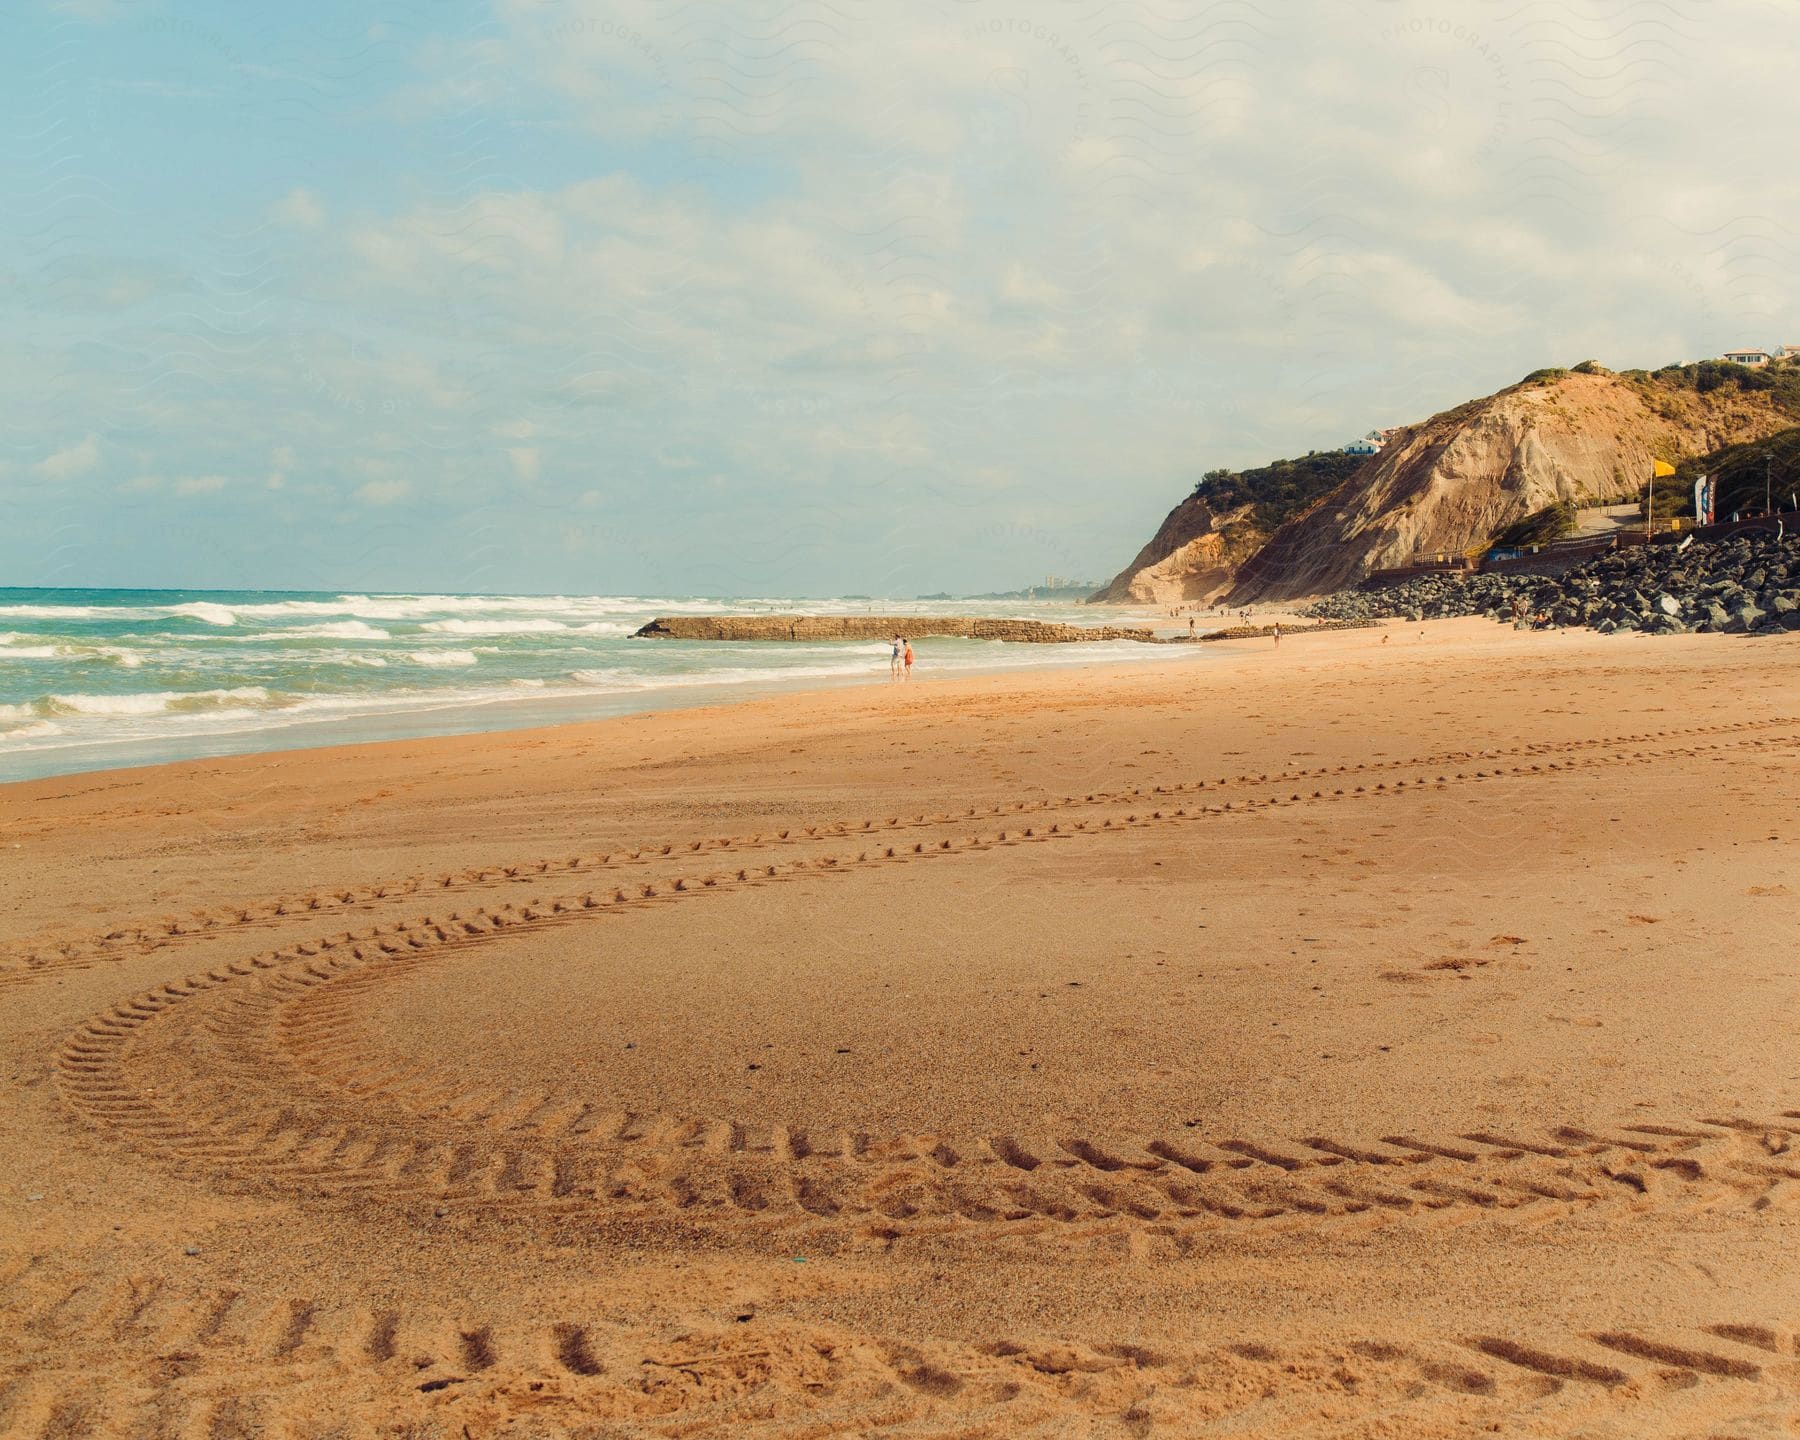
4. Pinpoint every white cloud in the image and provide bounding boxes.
[354,479,412,506]
[174,474,229,496]
[997,263,1067,310]
[36,435,101,480]
[508,447,541,482]
[272,188,326,229]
